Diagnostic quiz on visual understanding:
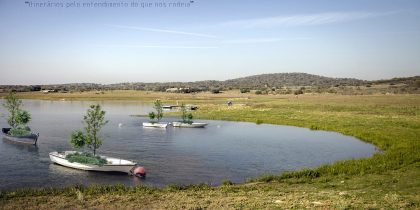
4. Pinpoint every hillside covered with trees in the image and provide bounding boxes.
[0,73,419,95]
